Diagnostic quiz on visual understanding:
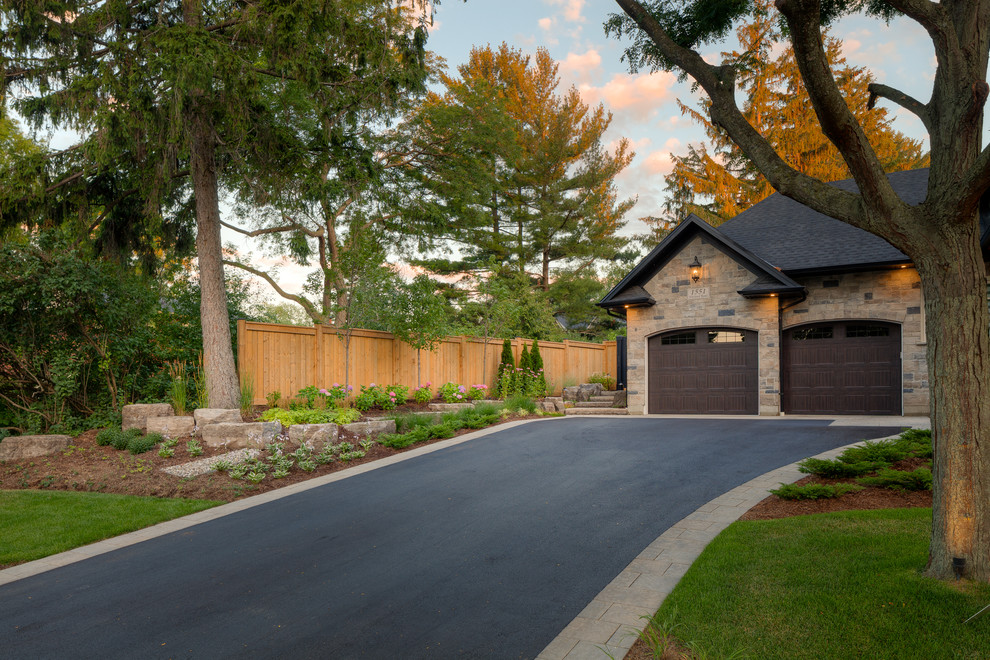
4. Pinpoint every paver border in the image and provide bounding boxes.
[536,417,931,660]
[0,417,559,587]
